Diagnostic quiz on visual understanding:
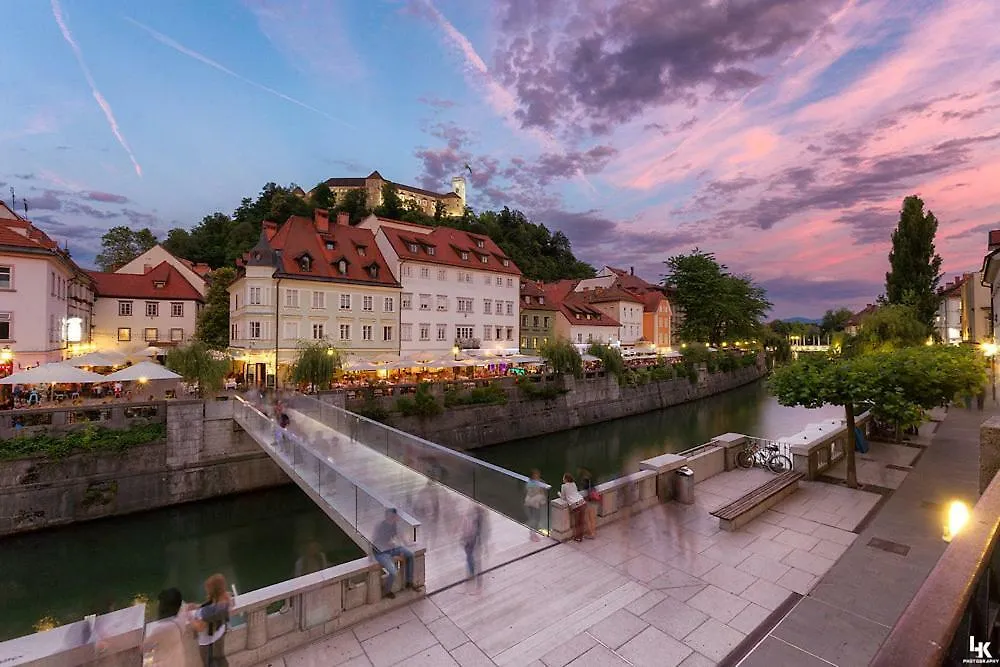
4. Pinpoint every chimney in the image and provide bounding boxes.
[630,266,634,276]
[989,230,1000,251]
[314,208,330,233]
[337,211,350,227]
